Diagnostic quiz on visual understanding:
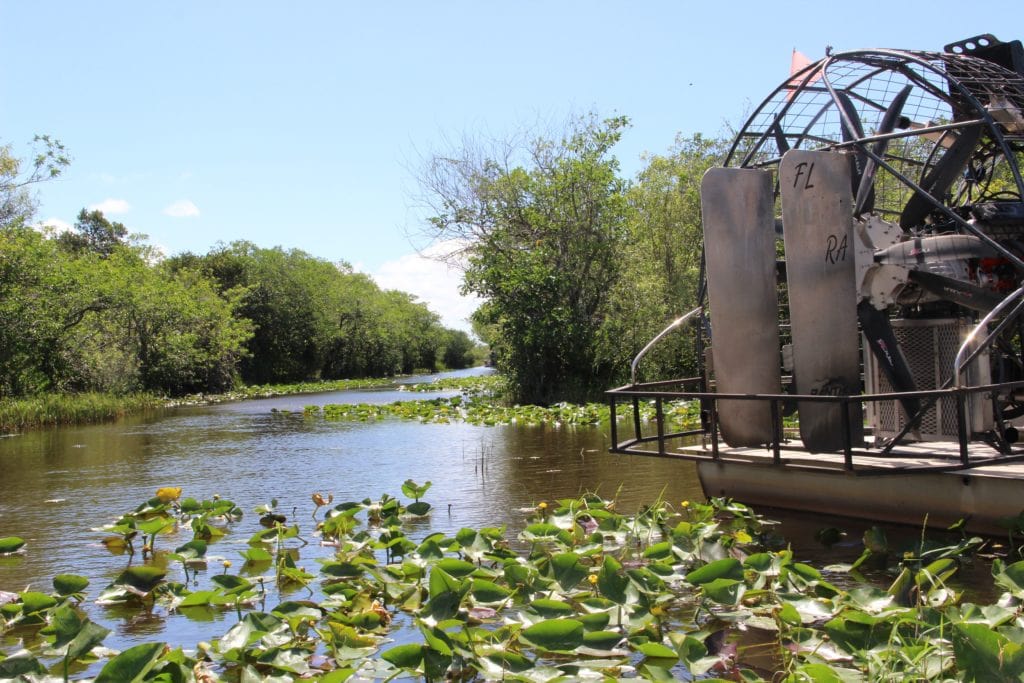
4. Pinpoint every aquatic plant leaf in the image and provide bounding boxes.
[582,630,624,650]
[791,663,847,682]
[49,603,84,645]
[219,612,283,651]
[93,641,166,683]
[0,652,46,678]
[953,622,1024,680]
[628,567,667,594]
[520,618,585,652]
[239,547,273,563]
[173,539,207,560]
[327,622,382,649]
[136,516,174,537]
[61,619,111,663]
[471,579,511,604]
[401,479,432,500]
[994,559,1024,598]
[435,558,477,578]
[481,651,534,674]
[743,552,775,572]
[843,587,895,614]
[19,591,57,614]
[418,624,453,657]
[381,642,424,669]
[823,613,890,654]
[686,558,743,585]
[272,600,323,620]
[637,661,682,681]
[951,603,1016,628]
[423,567,468,620]
[635,640,679,660]
[321,561,365,578]
[549,552,588,591]
[0,536,25,554]
[701,578,744,605]
[643,541,674,561]
[576,611,611,631]
[115,566,167,592]
[598,555,629,604]
[53,573,89,596]
[405,501,432,516]
[521,522,568,543]
[178,590,216,607]
[530,598,575,617]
